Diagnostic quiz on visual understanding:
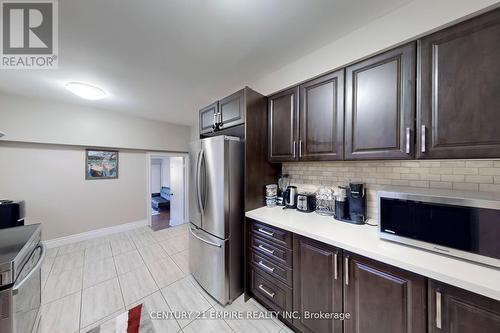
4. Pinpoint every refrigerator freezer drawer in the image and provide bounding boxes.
[189,225,229,304]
